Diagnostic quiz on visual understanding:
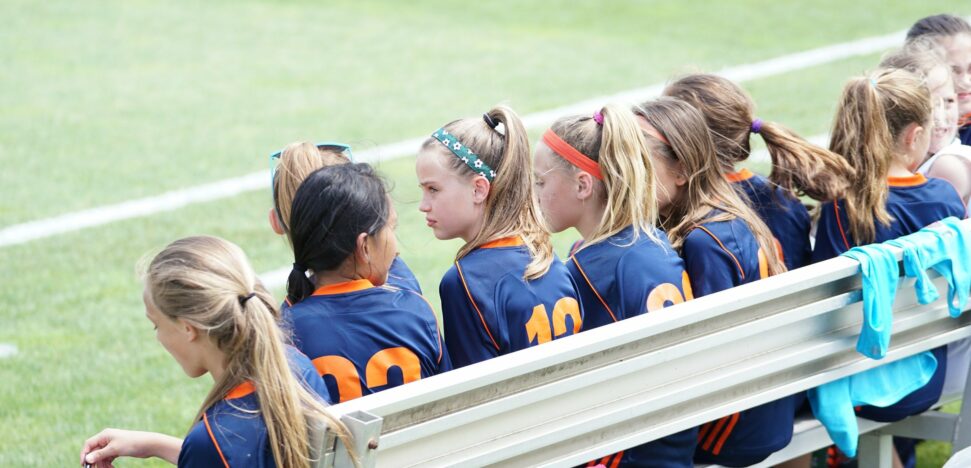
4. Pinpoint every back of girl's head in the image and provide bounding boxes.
[421,105,553,279]
[881,37,948,77]
[663,73,853,201]
[273,142,352,234]
[829,68,932,244]
[547,104,659,245]
[286,163,389,304]
[907,14,971,42]
[633,97,784,275]
[145,236,353,468]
